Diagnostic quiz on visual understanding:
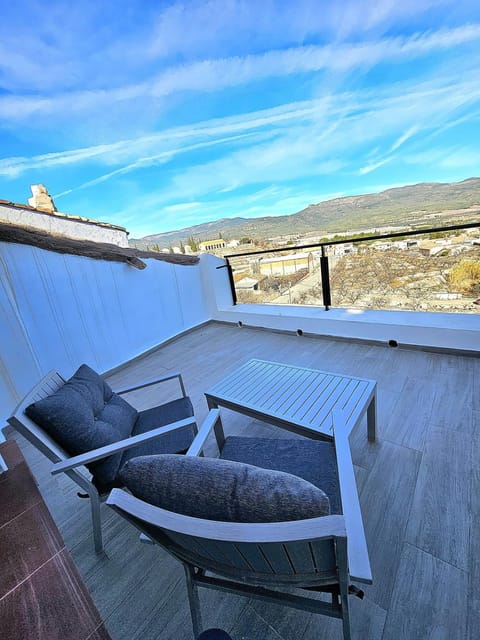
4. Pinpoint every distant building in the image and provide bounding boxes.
[198,239,226,252]
[419,245,447,257]
[374,242,393,251]
[0,184,129,247]
[259,252,313,276]
[333,243,356,256]
[236,276,261,291]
